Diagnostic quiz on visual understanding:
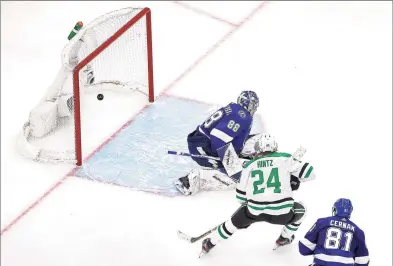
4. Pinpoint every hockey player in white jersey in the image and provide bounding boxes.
[199,133,316,256]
